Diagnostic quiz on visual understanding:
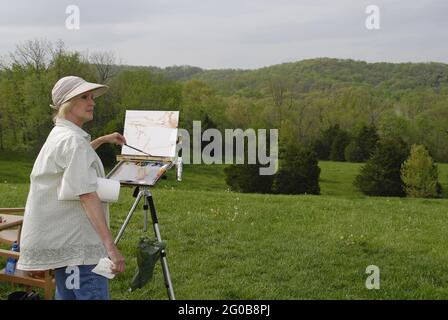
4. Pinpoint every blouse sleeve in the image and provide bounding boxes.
[57,136,98,200]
